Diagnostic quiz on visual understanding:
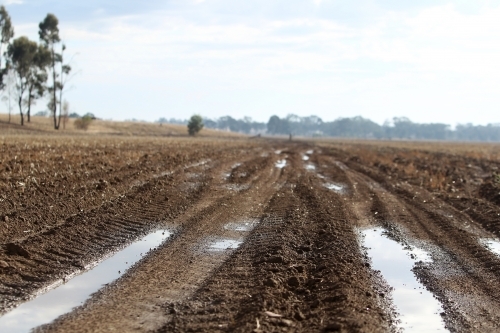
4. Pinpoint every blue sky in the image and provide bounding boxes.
[3,0,500,124]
